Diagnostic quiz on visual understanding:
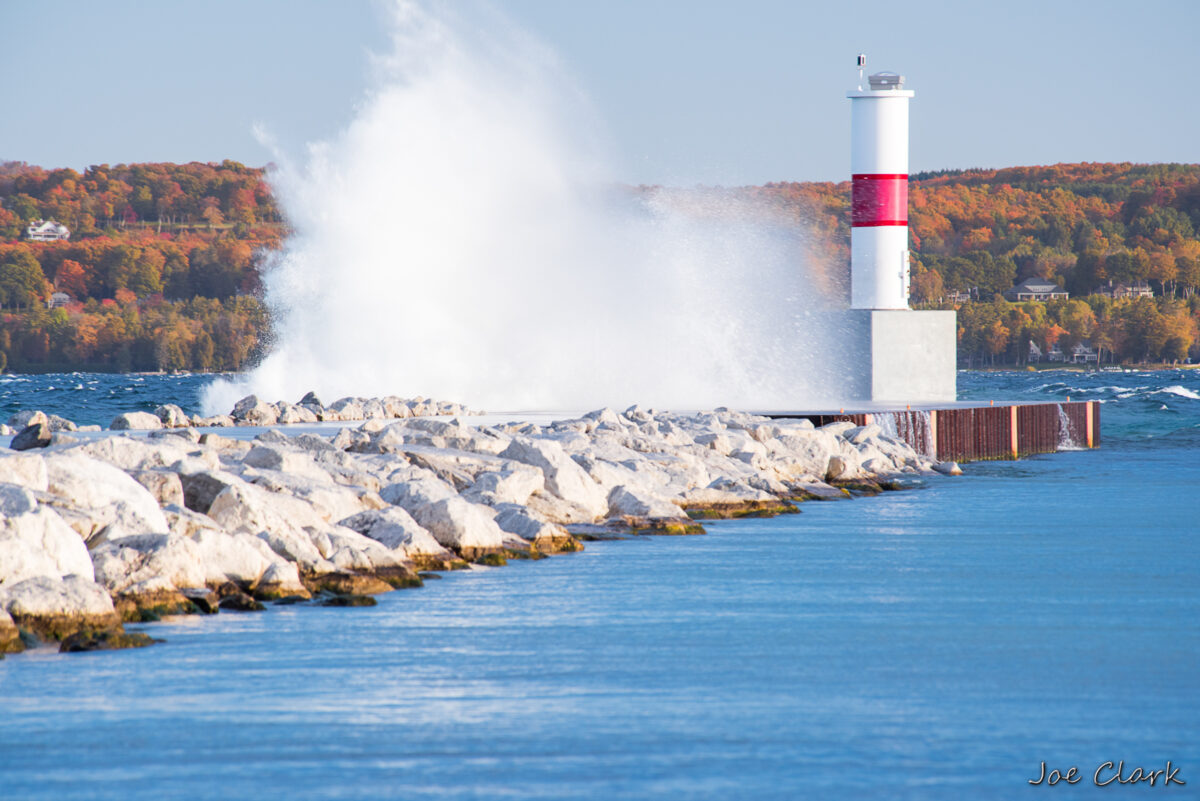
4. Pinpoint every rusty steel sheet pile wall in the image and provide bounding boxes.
[775,401,1099,463]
